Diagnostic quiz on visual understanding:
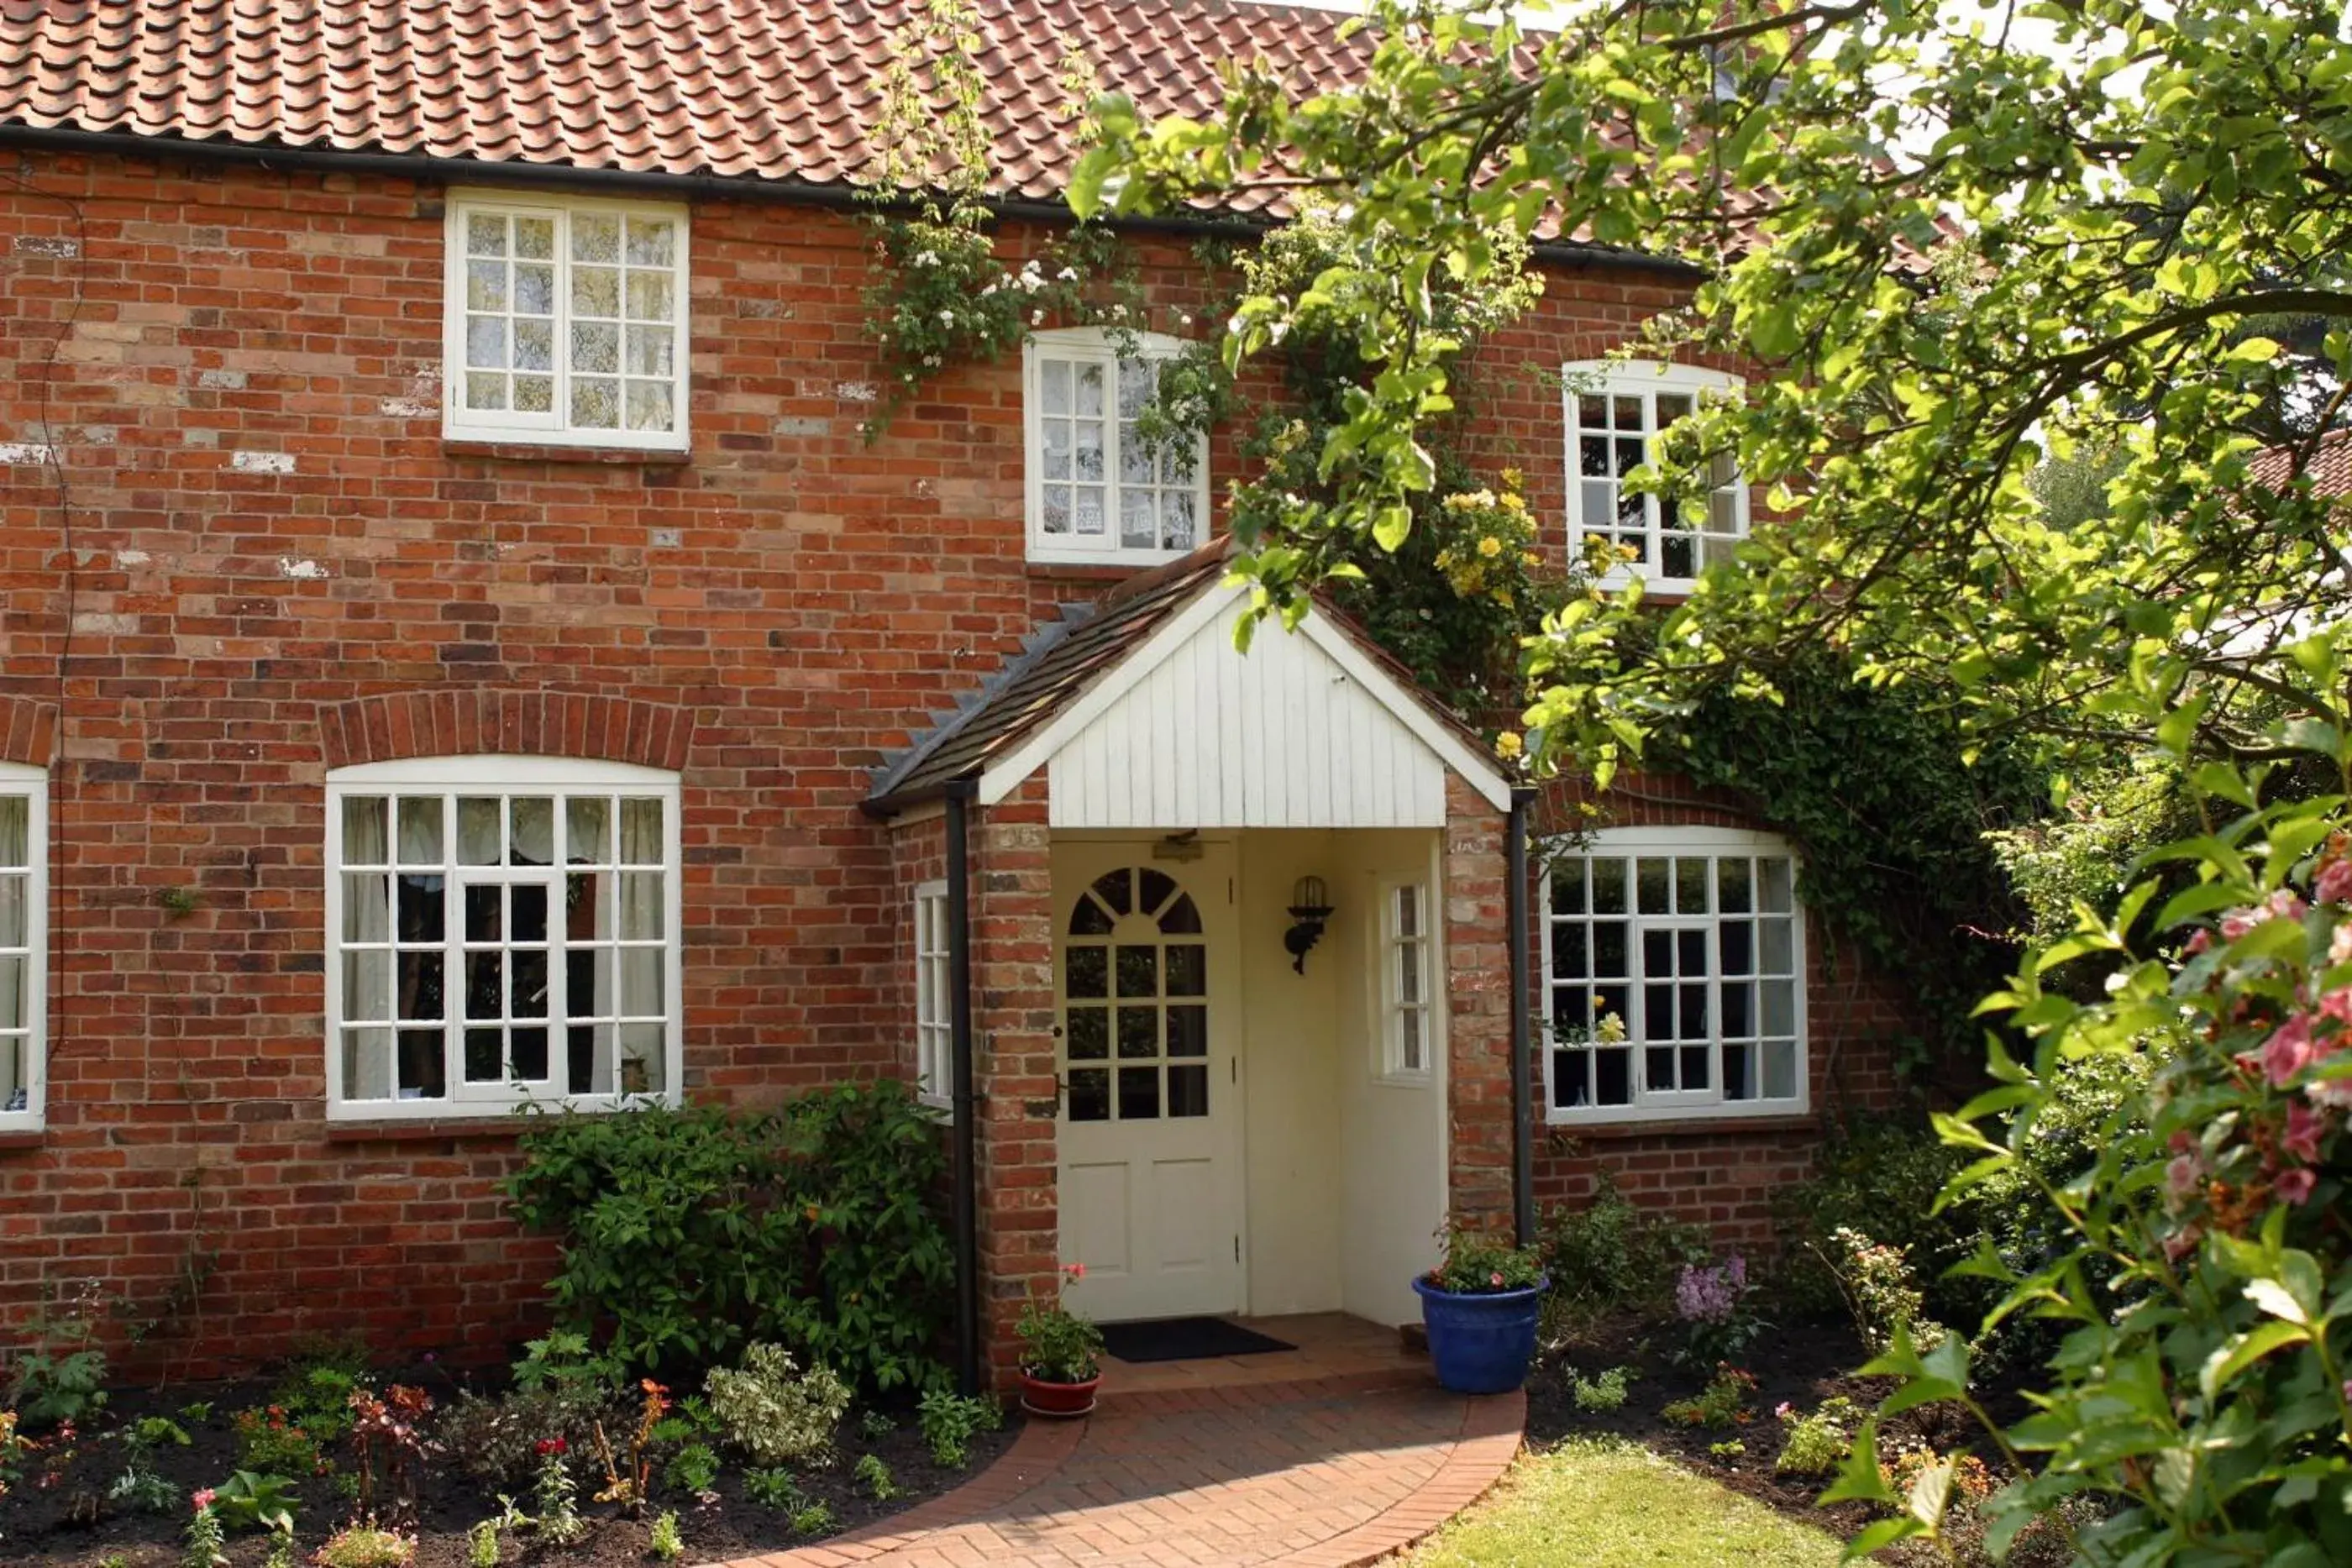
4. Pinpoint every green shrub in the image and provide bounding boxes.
[1537,1173,1711,1335]
[663,1441,719,1495]
[507,1085,954,1389]
[1772,1396,1857,1476]
[1661,1366,1755,1429]
[207,1470,297,1536]
[916,1390,1000,1469]
[1426,1226,1546,1293]
[5,1289,109,1429]
[648,1510,685,1561]
[312,1523,414,1568]
[704,1344,850,1466]
[465,1519,500,1568]
[435,1384,618,1491]
[790,1501,836,1536]
[1567,1366,1633,1413]
[742,1466,804,1511]
[1821,1228,1945,1355]
[854,1452,900,1501]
